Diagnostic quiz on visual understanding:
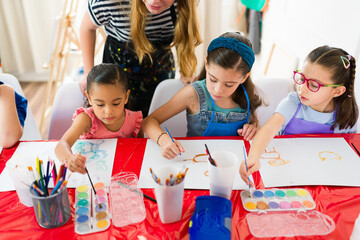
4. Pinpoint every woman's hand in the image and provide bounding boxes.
[79,76,87,95]
[238,123,258,140]
[180,75,198,85]
[158,134,185,159]
[65,153,87,174]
